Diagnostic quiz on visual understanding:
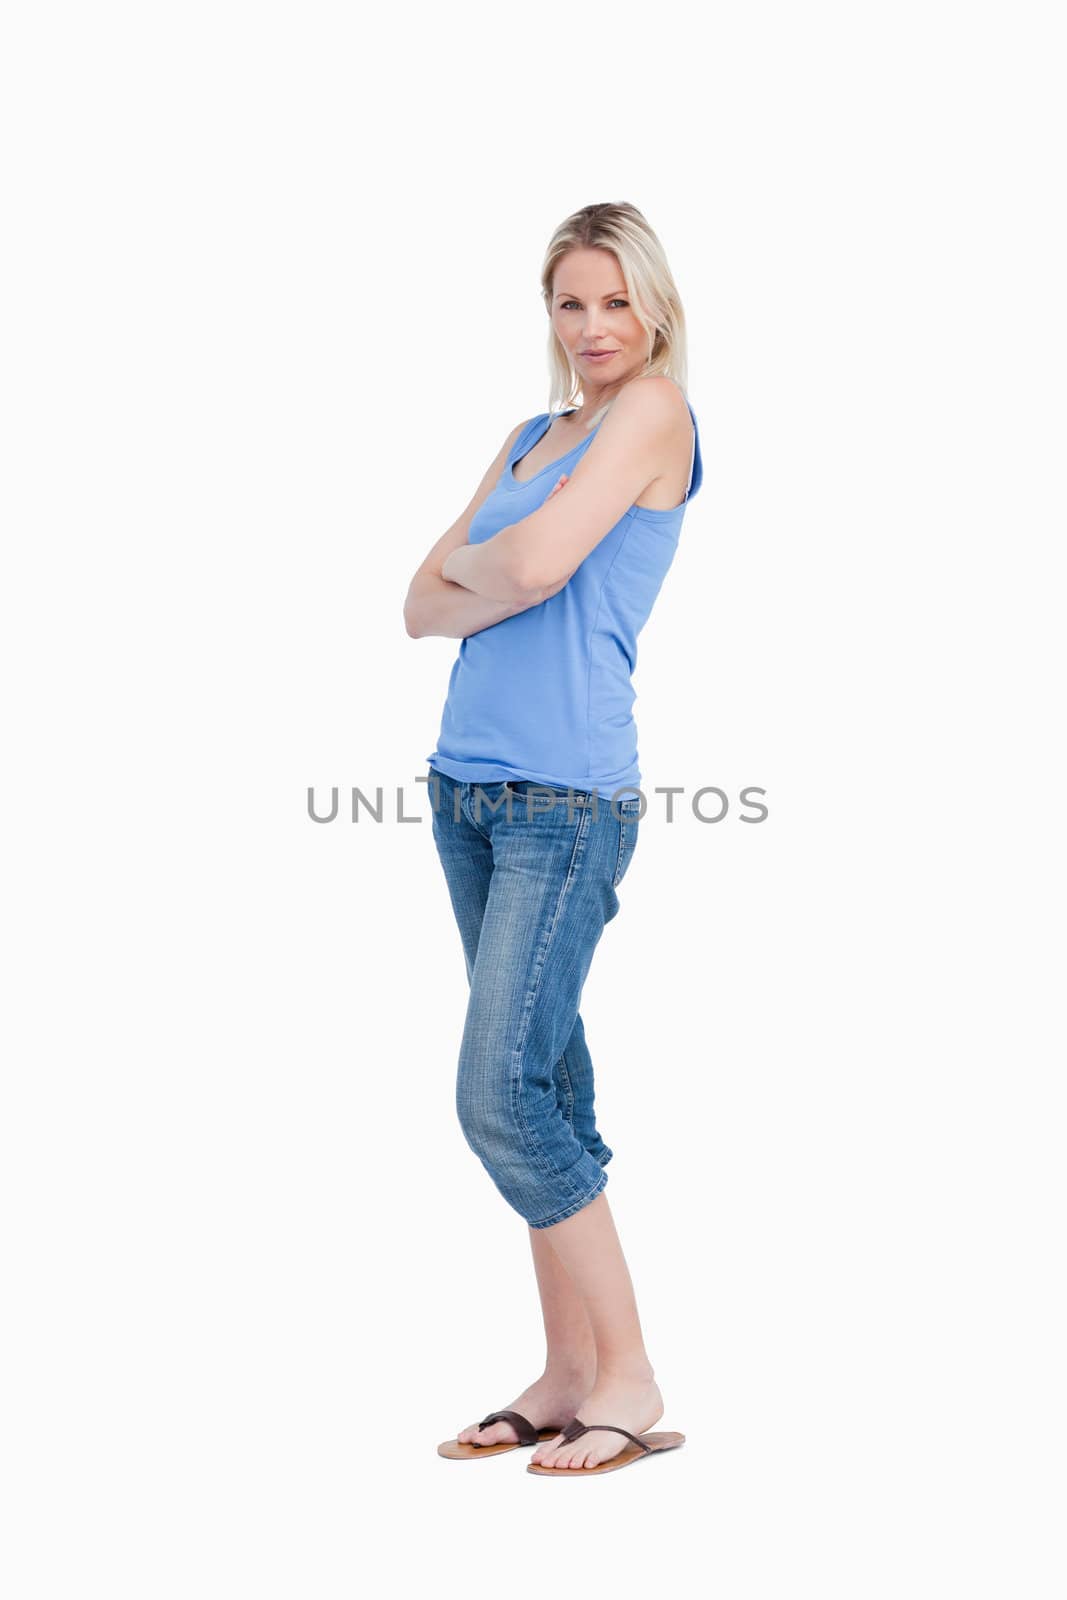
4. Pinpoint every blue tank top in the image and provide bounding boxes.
[425,389,703,798]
